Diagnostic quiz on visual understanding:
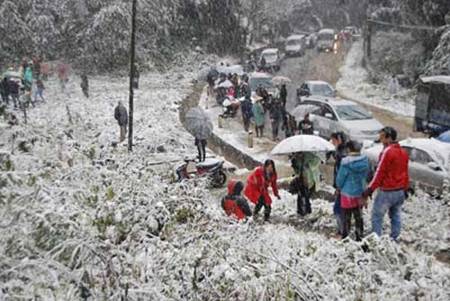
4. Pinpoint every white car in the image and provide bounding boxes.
[363,138,450,193]
[285,34,306,57]
[293,96,384,142]
[248,72,274,93]
[297,80,337,99]
[317,28,337,52]
[260,48,281,72]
